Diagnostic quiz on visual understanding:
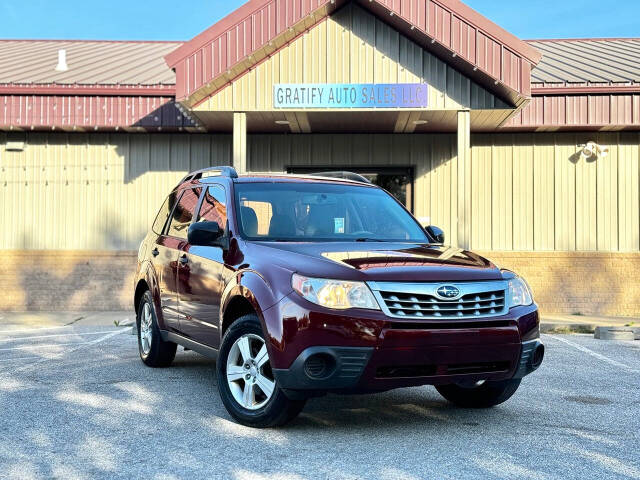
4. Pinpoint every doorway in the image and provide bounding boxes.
[287,166,414,211]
